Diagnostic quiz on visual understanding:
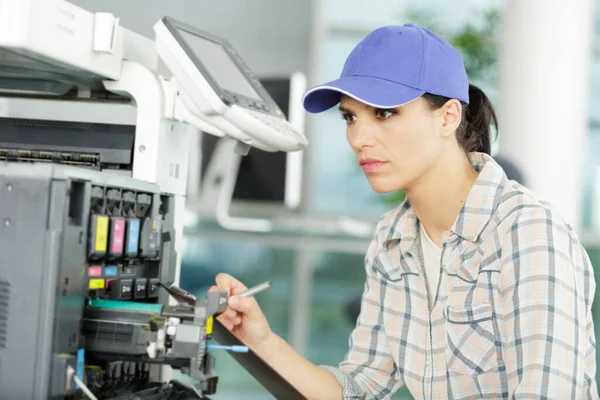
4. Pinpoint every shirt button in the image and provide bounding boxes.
[443,231,455,242]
